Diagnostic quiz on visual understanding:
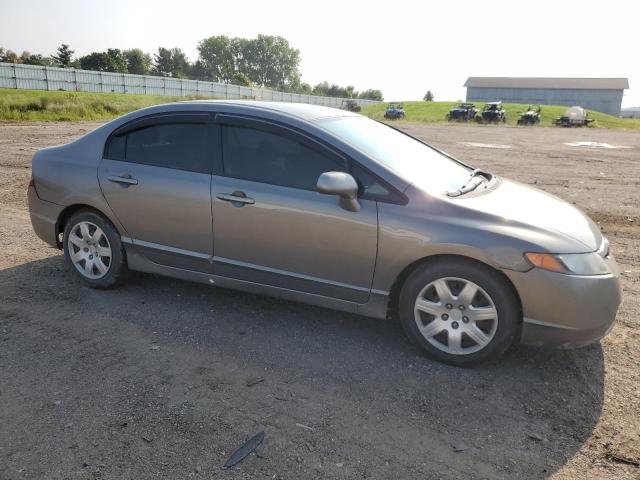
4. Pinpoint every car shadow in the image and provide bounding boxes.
[1,255,605,478]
